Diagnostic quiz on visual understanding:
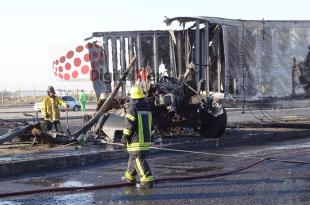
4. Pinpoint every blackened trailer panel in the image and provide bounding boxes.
[223,24,310,99]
